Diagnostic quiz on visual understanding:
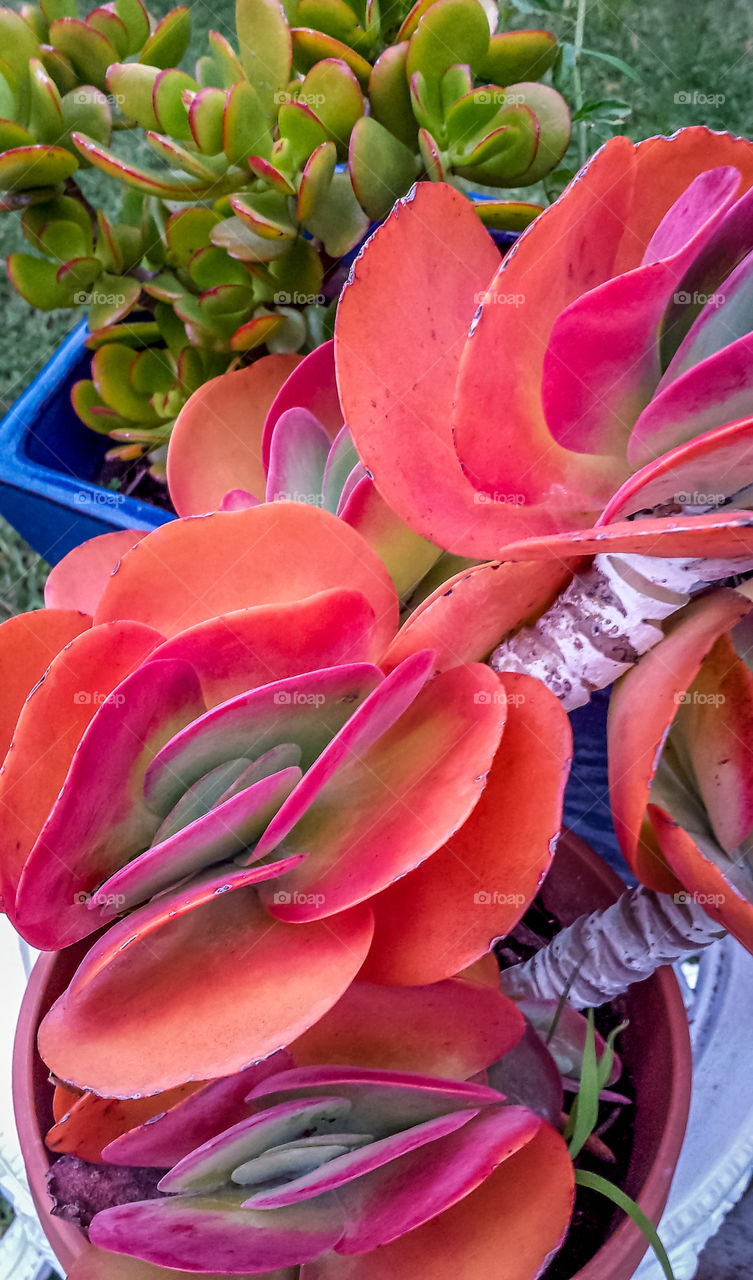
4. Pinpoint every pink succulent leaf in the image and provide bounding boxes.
[43,530,148,614]
[103,1054,296,1169]
[485,1020,563,1126]
[322,426,360,514]
[221,489,261,511]
[241,1110,480,1209]
[264,341,343,471]
[38,869,375,1096]
[94,768,304,916]
[248,1068,502,1135]
[602,415,753,522]
[661,243,753,382]
[259,663,506,923]
[159,1097,358,1195]
[333,1105,541,1255]
[90,1188,344,1274]
[541,166,741,457]
[337,476,444,598]
[249,650,436,863]
[143,664,384,816]
[335,466,369,519]
[265,409,331,506]
[13,659,207,950]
